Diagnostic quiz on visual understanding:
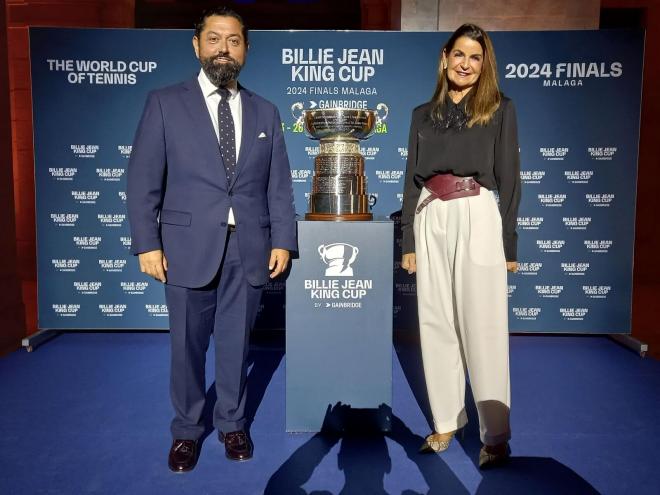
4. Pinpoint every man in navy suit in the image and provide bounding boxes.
[127,6,297,471]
